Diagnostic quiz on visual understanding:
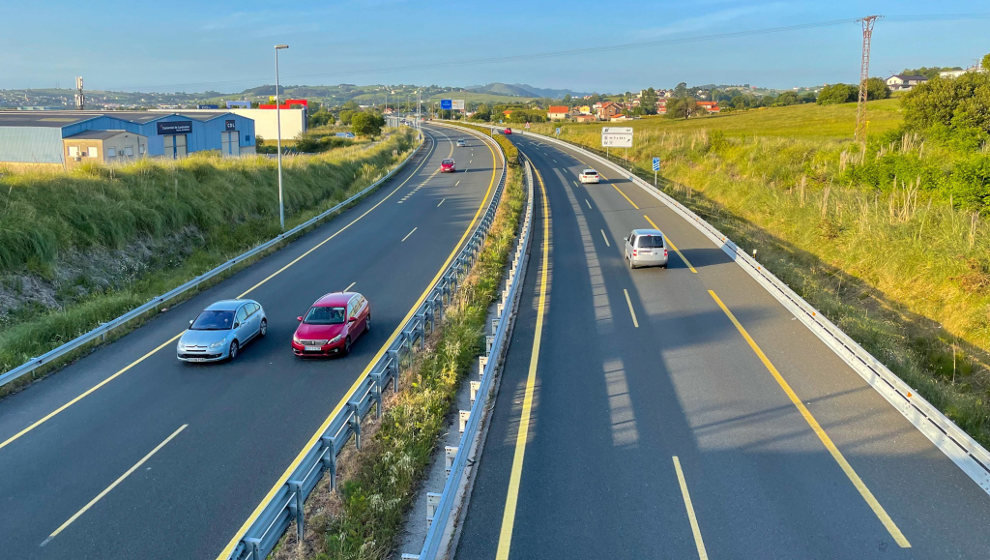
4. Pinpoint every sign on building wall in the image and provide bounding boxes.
[225,119,236,131]
[157,121,193,134]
